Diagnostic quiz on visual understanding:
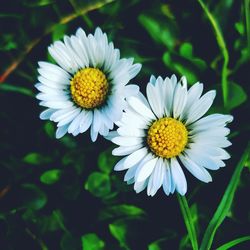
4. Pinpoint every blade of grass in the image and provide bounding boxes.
[197,0,229,107]
[0,0,114,83]
[0,83,34,97]
[245,0,250,58]
[177,194,199,250]
[216,235,250,250]
[200,142,250,250]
